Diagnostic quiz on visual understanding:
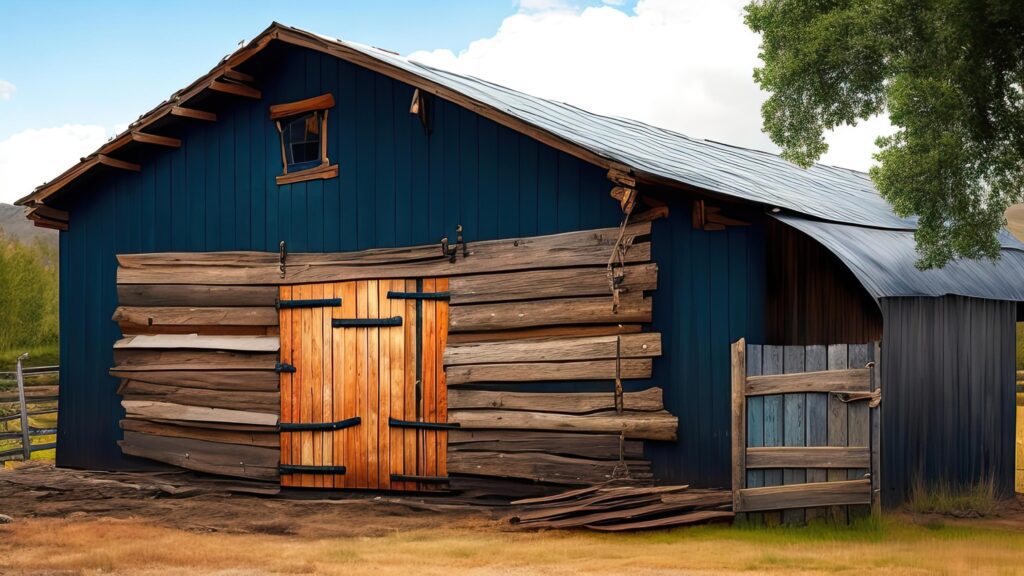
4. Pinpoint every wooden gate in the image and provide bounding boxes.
[731,338,880,523]
[278,278,450,490]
